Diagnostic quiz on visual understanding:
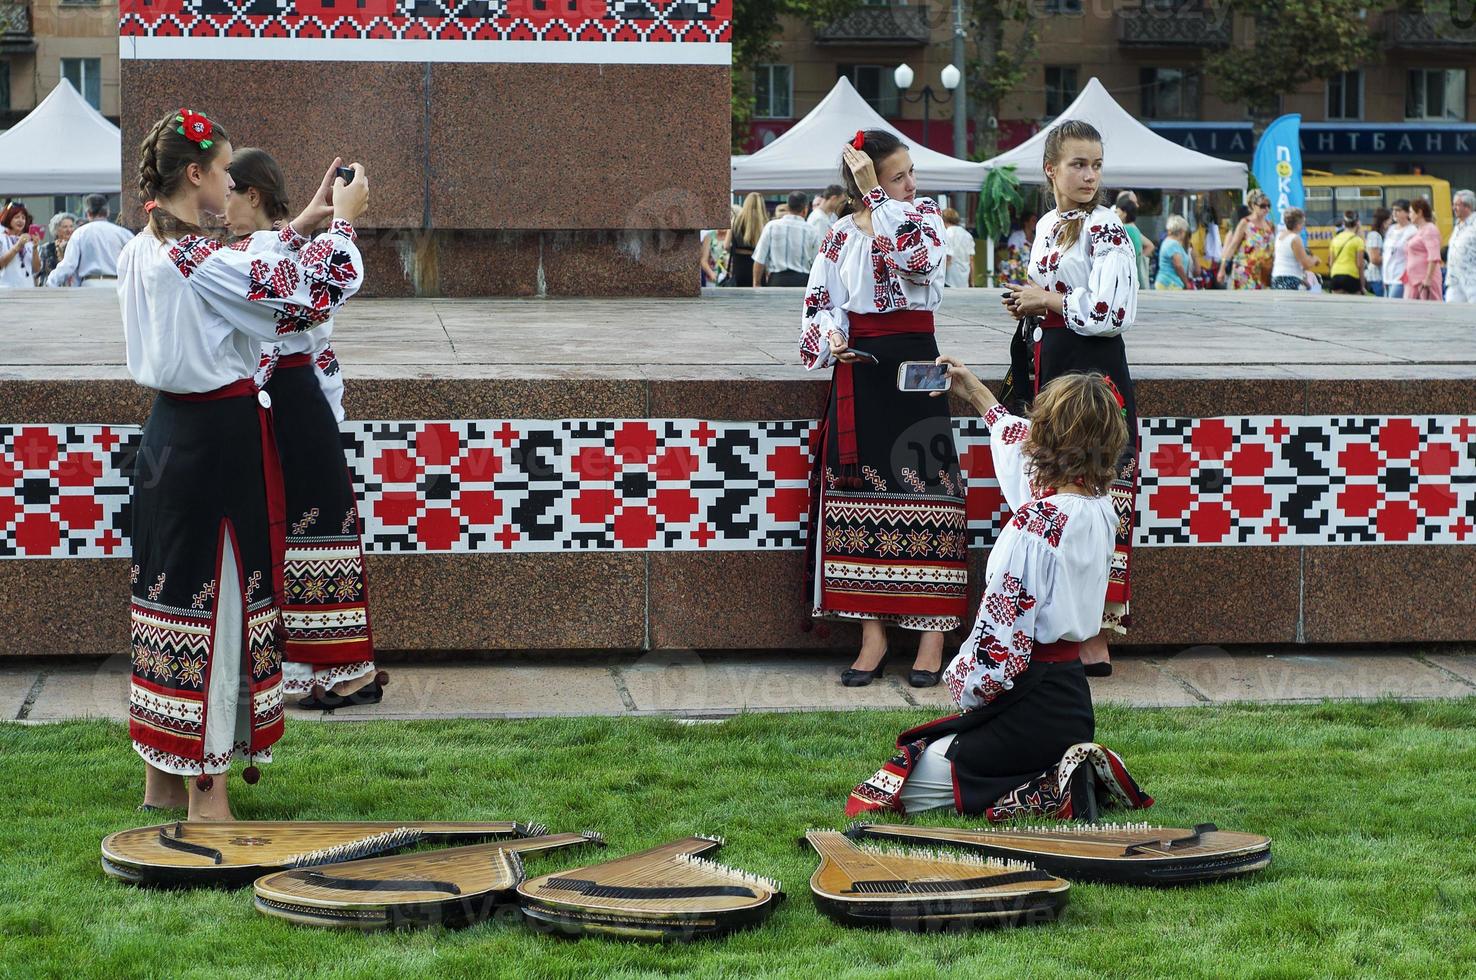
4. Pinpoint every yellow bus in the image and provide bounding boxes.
[1301,170,1453,276]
